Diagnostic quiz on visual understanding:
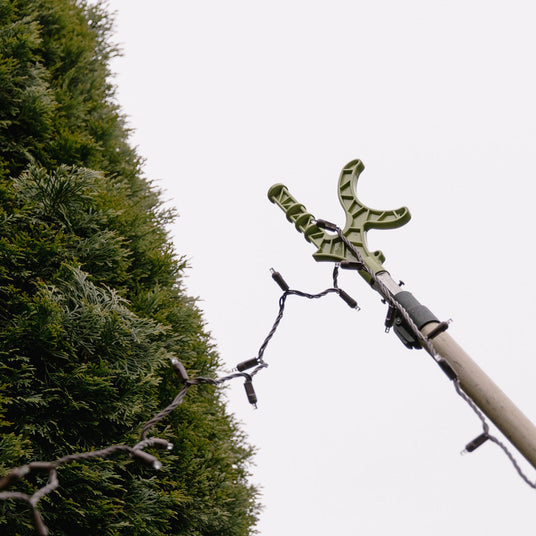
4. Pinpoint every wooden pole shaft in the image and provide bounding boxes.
[374,272,536,470]
[421,322,536,469]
